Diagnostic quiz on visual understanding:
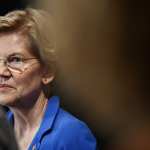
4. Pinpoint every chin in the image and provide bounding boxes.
[0,93,20,107]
